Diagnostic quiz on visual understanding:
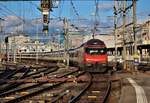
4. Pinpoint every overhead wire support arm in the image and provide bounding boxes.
[117,3,133,14]
[115,0,139,15]
[70,0,80,19]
